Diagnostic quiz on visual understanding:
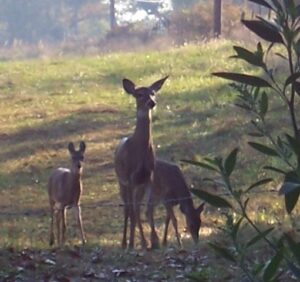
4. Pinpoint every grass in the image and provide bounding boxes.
[0,39,298,281]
